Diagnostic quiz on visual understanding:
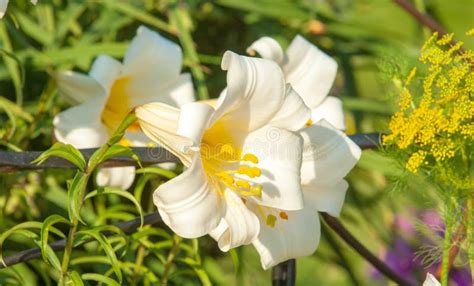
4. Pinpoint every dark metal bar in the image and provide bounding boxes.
[321,213,416,286]
[0,147,180,172]
[0,133,382,172]
[347,133,381,150]
[272,259,296,286]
